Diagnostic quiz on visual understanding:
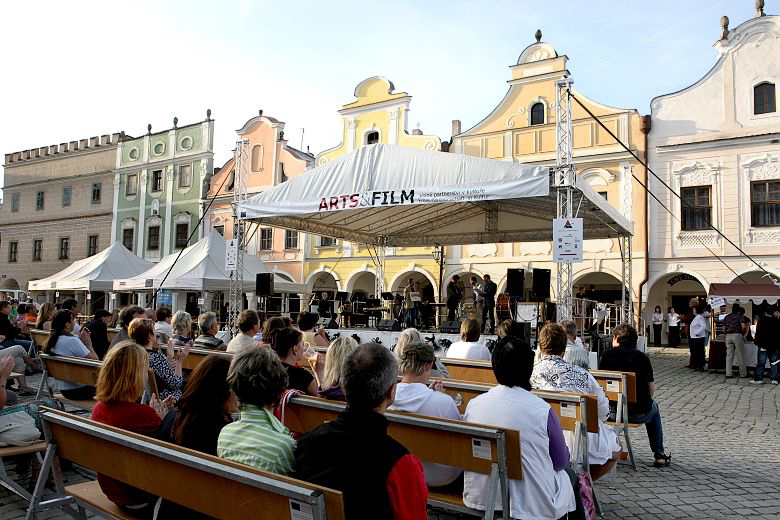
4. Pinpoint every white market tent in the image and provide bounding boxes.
[708,283,780,305]
[112,229,303,293]
[239,144,633,246]
[28,241,153,293]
